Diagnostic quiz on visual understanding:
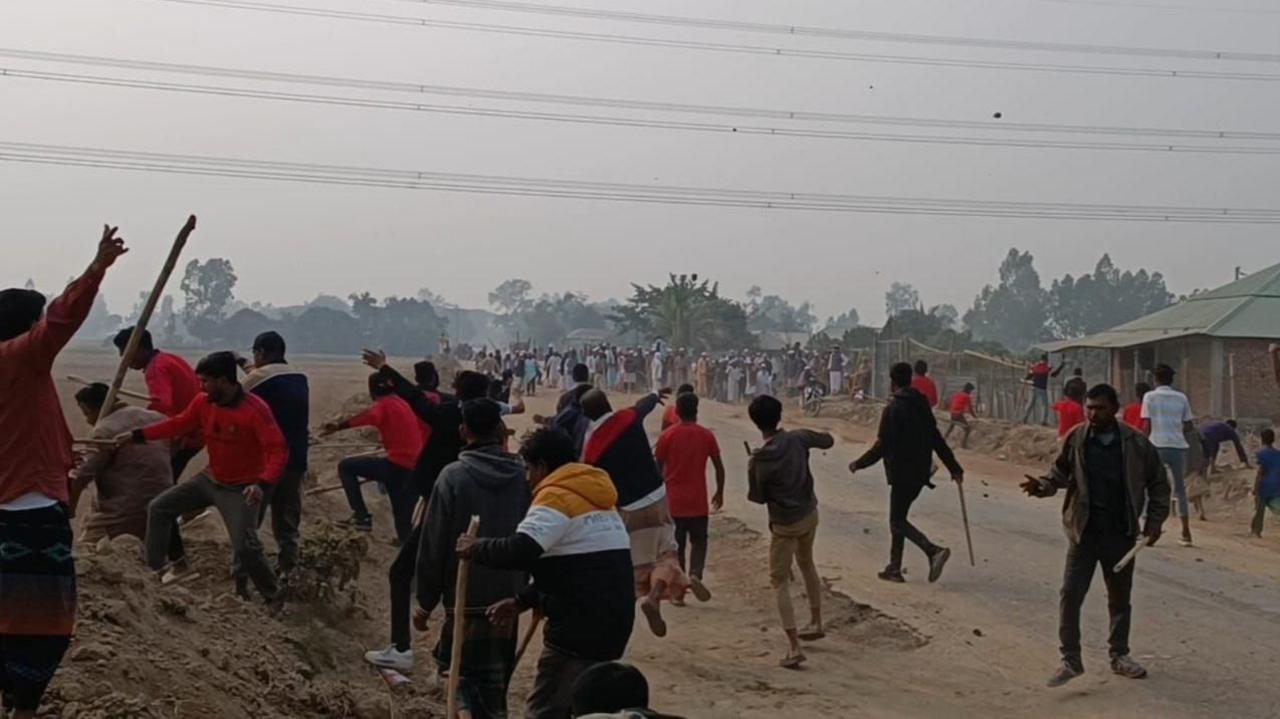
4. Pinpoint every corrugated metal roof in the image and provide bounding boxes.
[1046,262,1280,350]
